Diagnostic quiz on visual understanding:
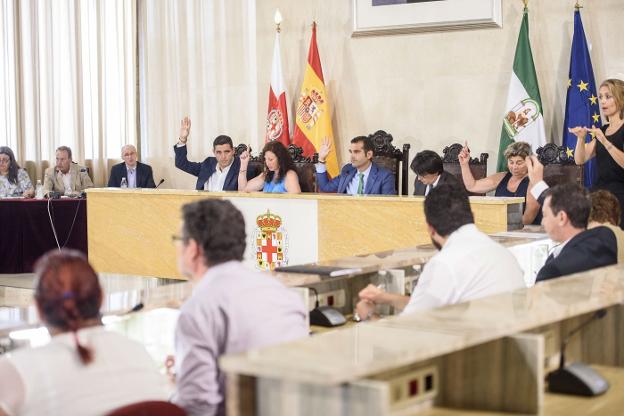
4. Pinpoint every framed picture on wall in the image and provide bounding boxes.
[352,0,502,36]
